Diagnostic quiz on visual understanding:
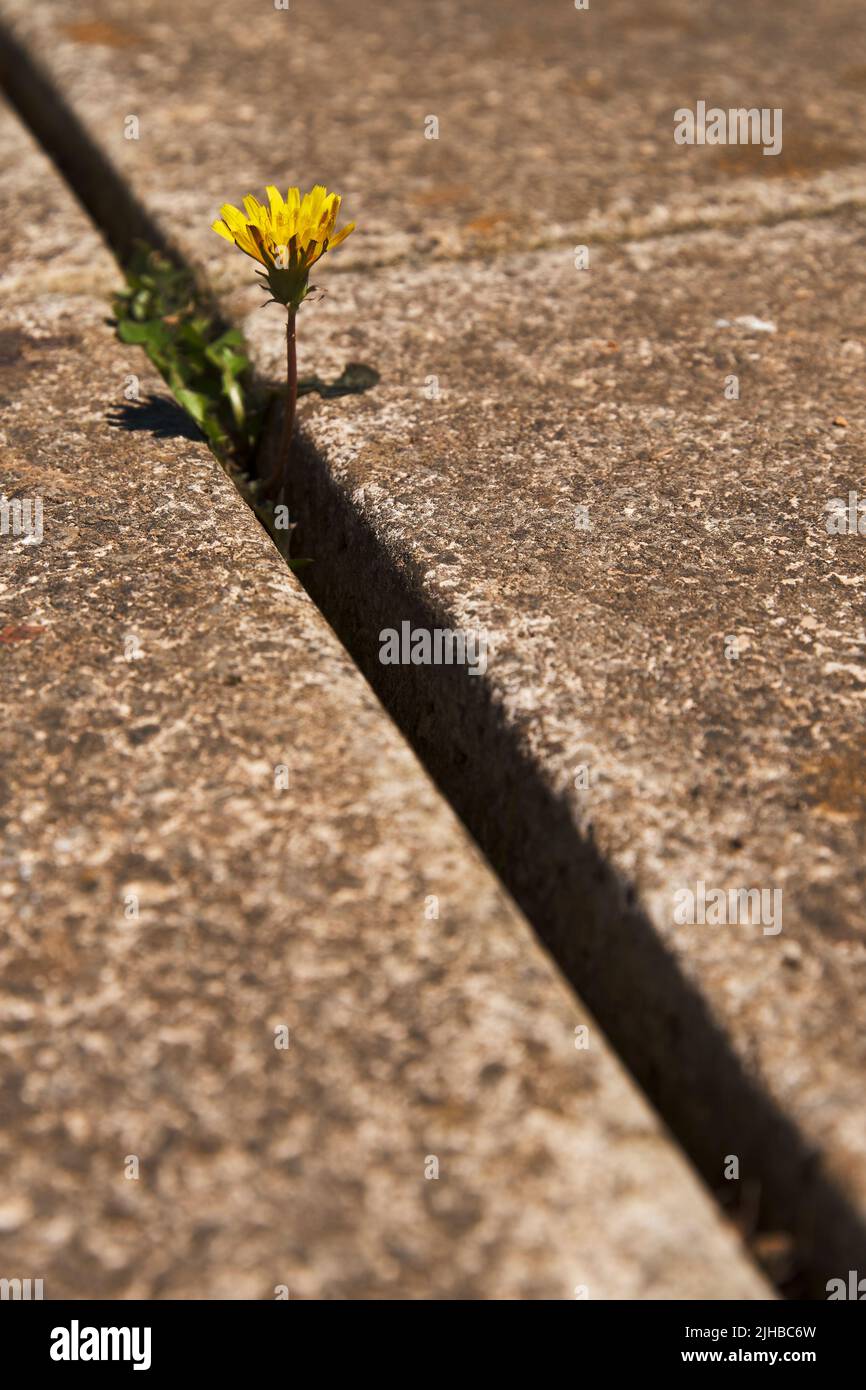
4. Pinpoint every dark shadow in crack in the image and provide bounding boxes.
[107,394,204,441]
